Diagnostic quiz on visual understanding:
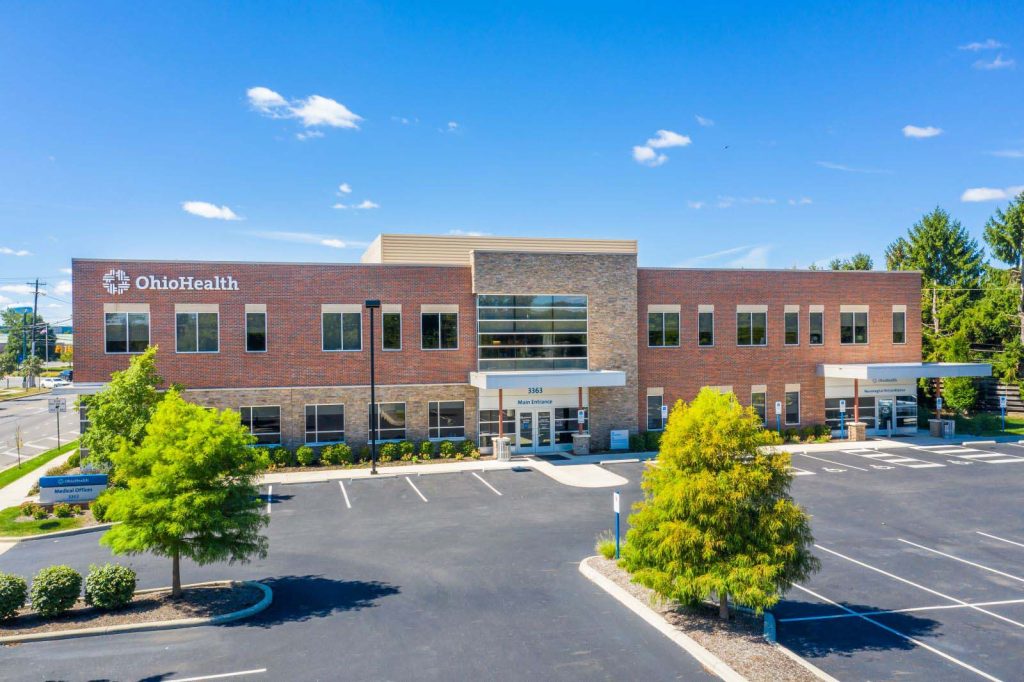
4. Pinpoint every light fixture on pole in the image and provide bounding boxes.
[365,299,381,475]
